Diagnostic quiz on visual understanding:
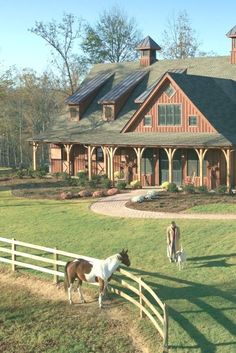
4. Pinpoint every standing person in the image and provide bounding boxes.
[166,221,181,262]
